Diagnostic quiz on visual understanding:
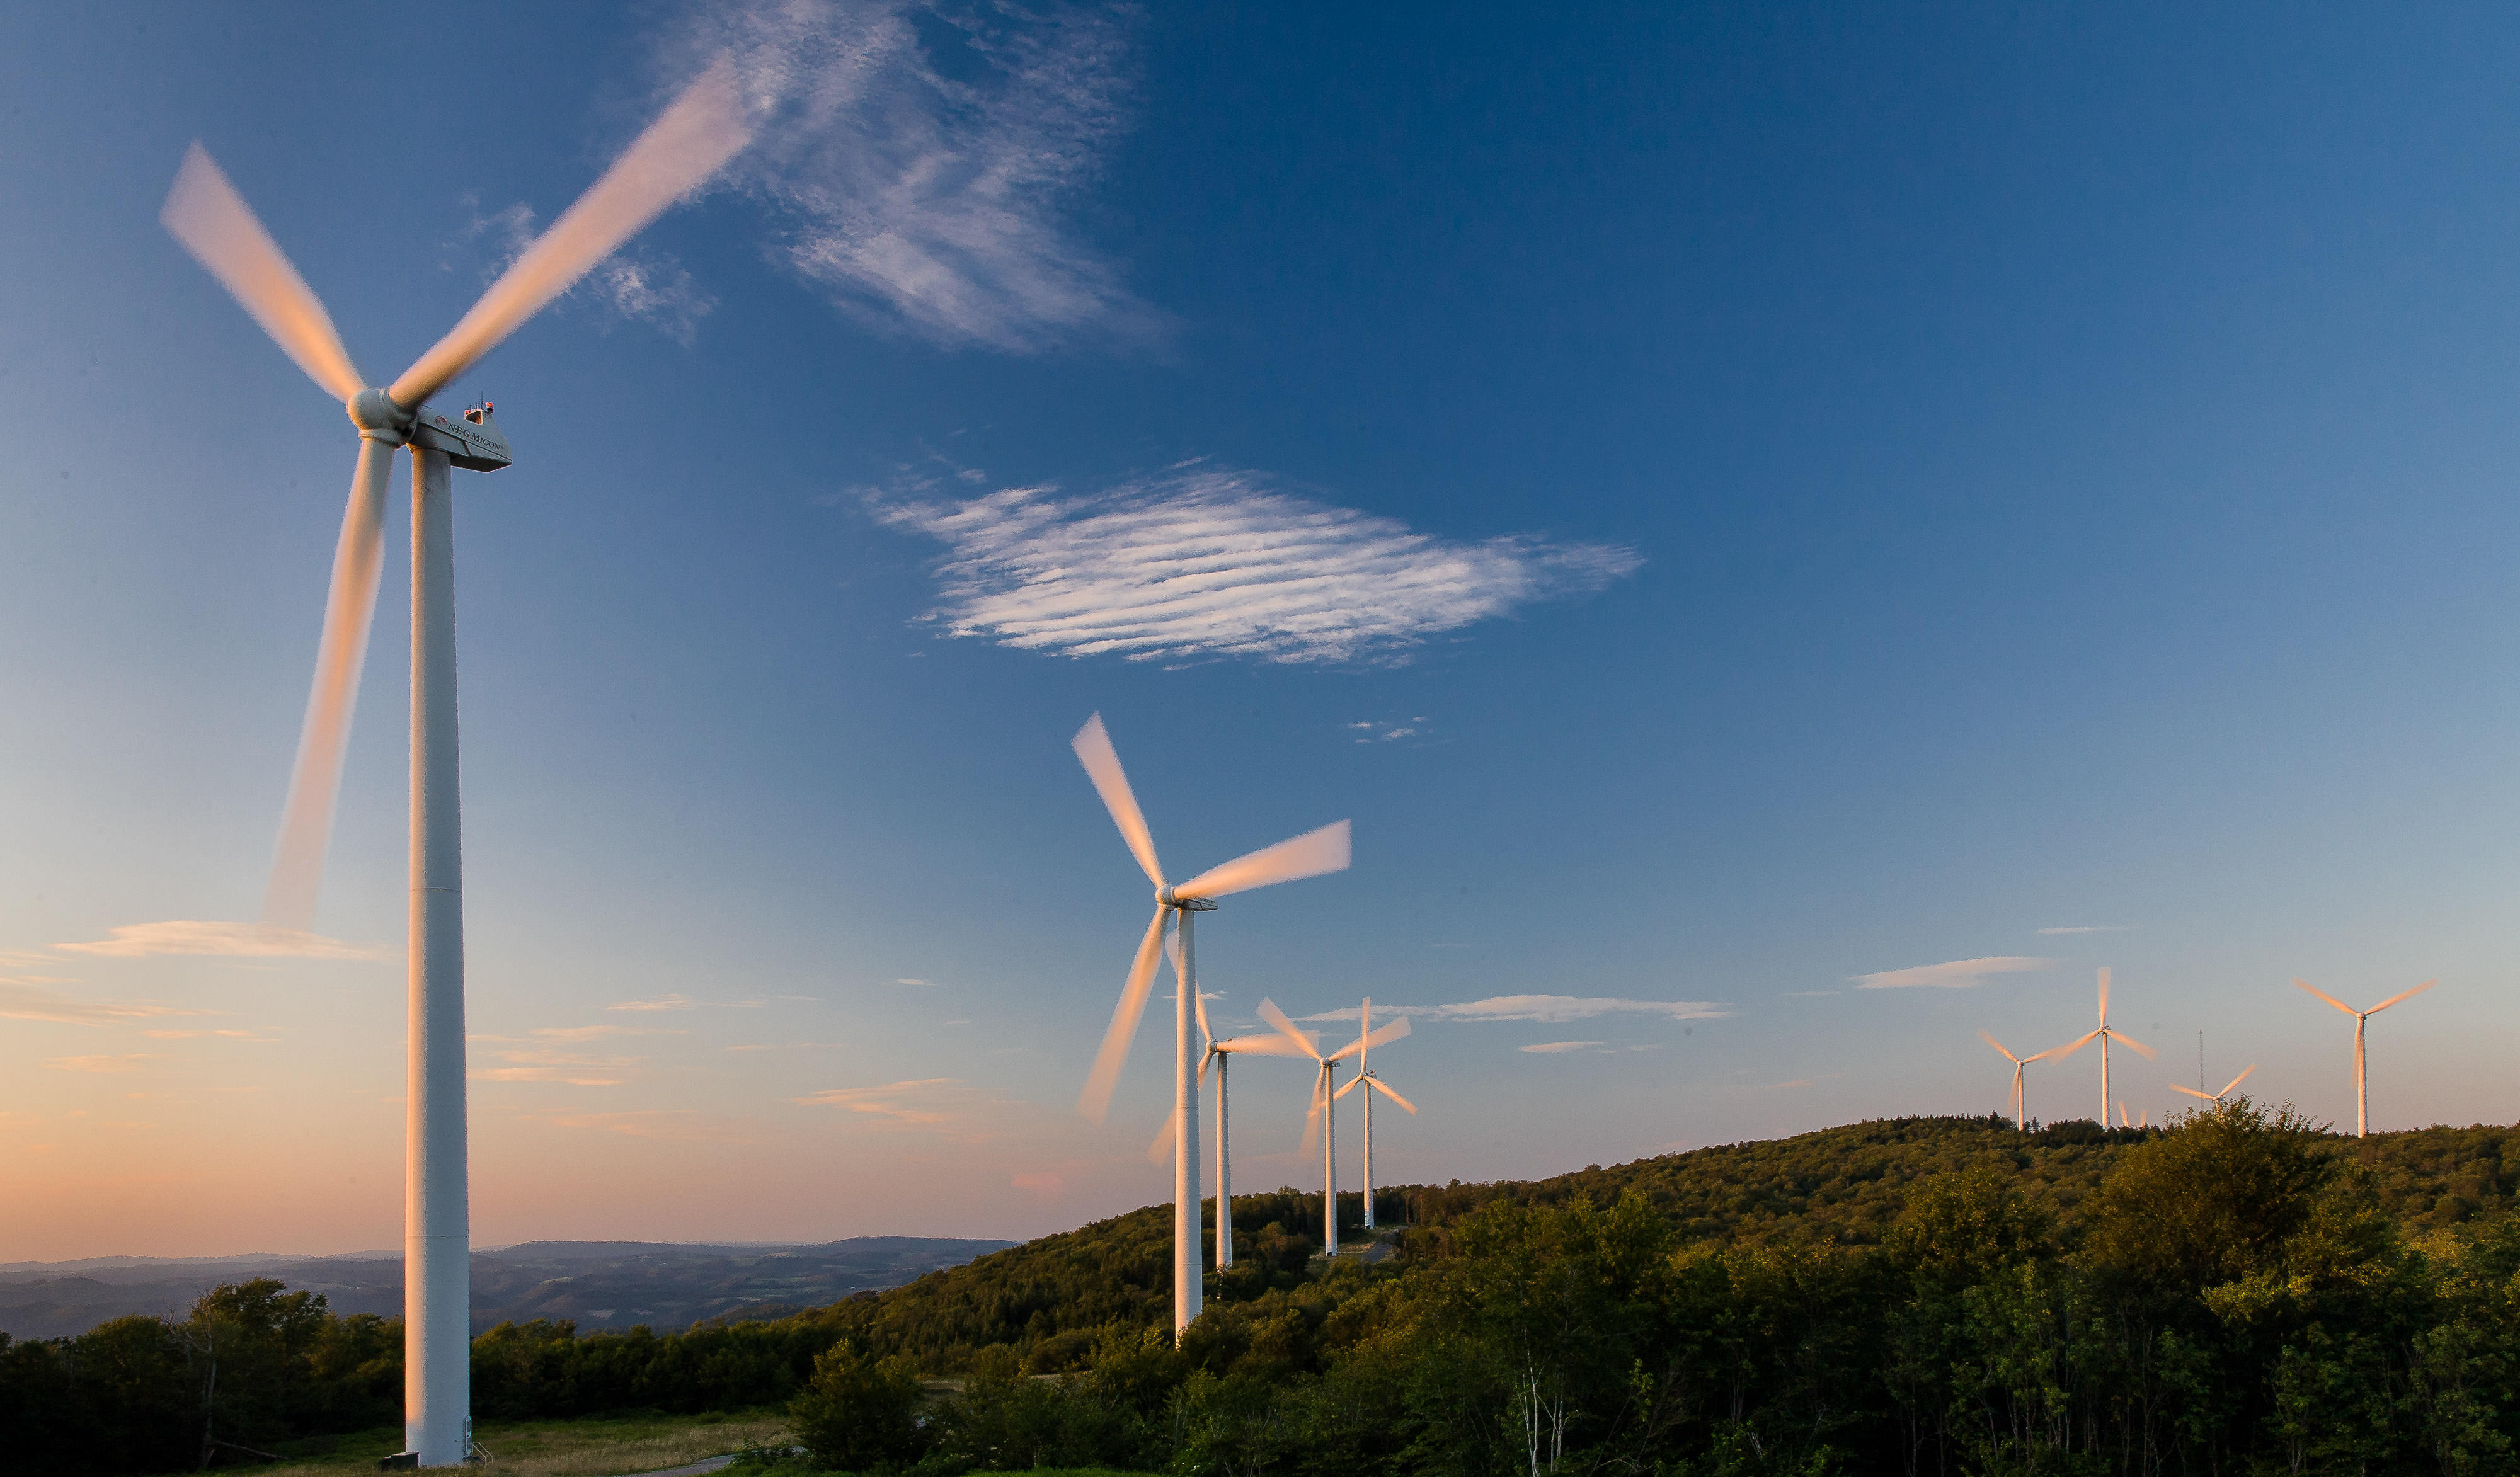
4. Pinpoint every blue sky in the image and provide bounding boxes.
[4,3,2519,1258]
